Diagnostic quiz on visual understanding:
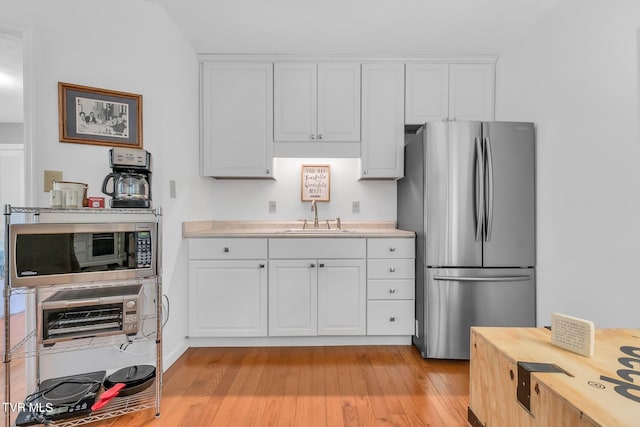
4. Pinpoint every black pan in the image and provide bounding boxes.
[103,365,155,396]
